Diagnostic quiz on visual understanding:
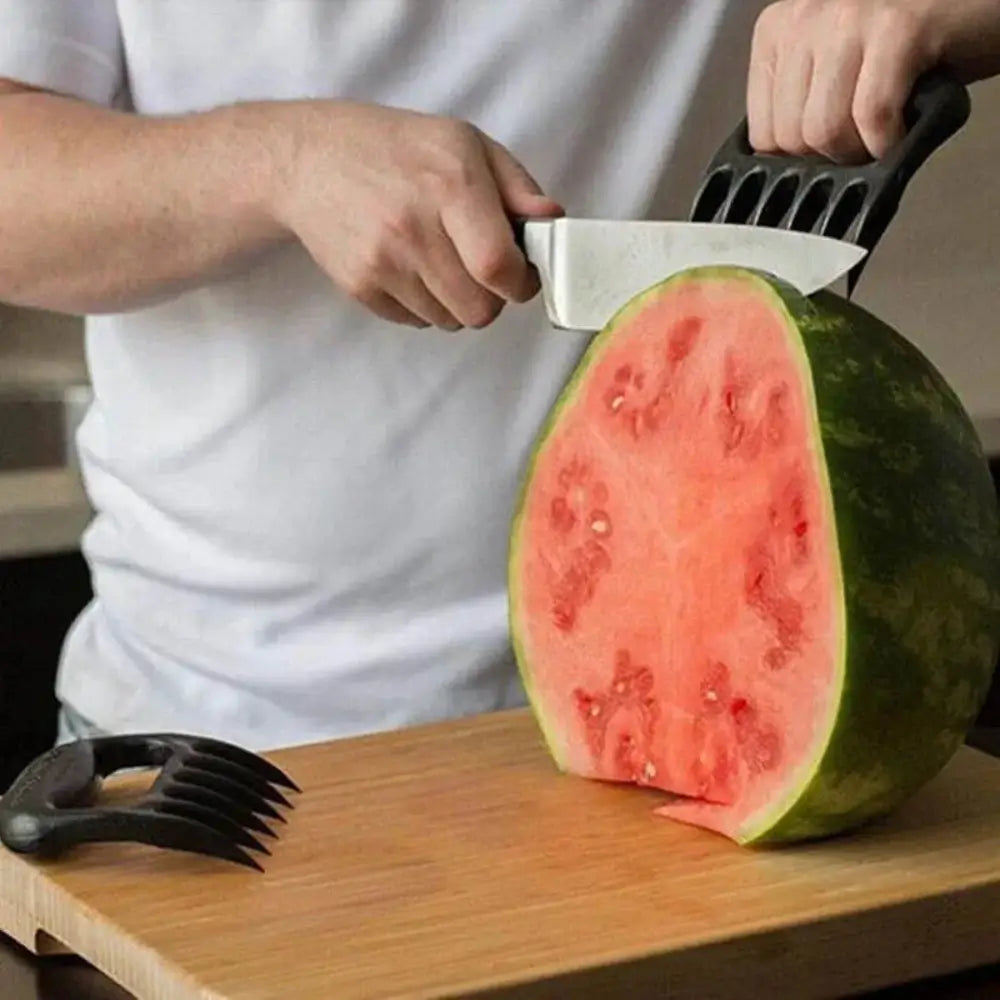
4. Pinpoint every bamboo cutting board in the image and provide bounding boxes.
[2,709,1000,1000]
